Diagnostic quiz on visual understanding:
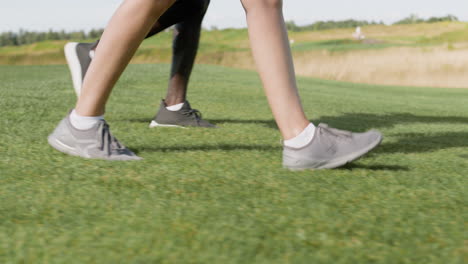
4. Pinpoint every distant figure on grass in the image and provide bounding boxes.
[48,0,382,170]
[353,26,366,40]
[65,0,214,128]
